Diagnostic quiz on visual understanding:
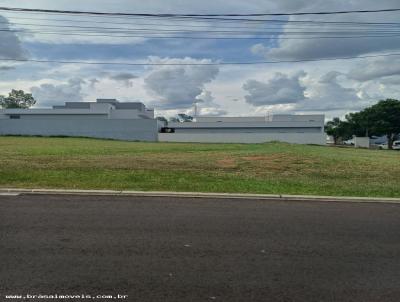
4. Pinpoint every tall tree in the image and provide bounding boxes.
[345,111,371,137]
[325,117,352,145]
[0,90,36,109]
[362,99,400,149]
